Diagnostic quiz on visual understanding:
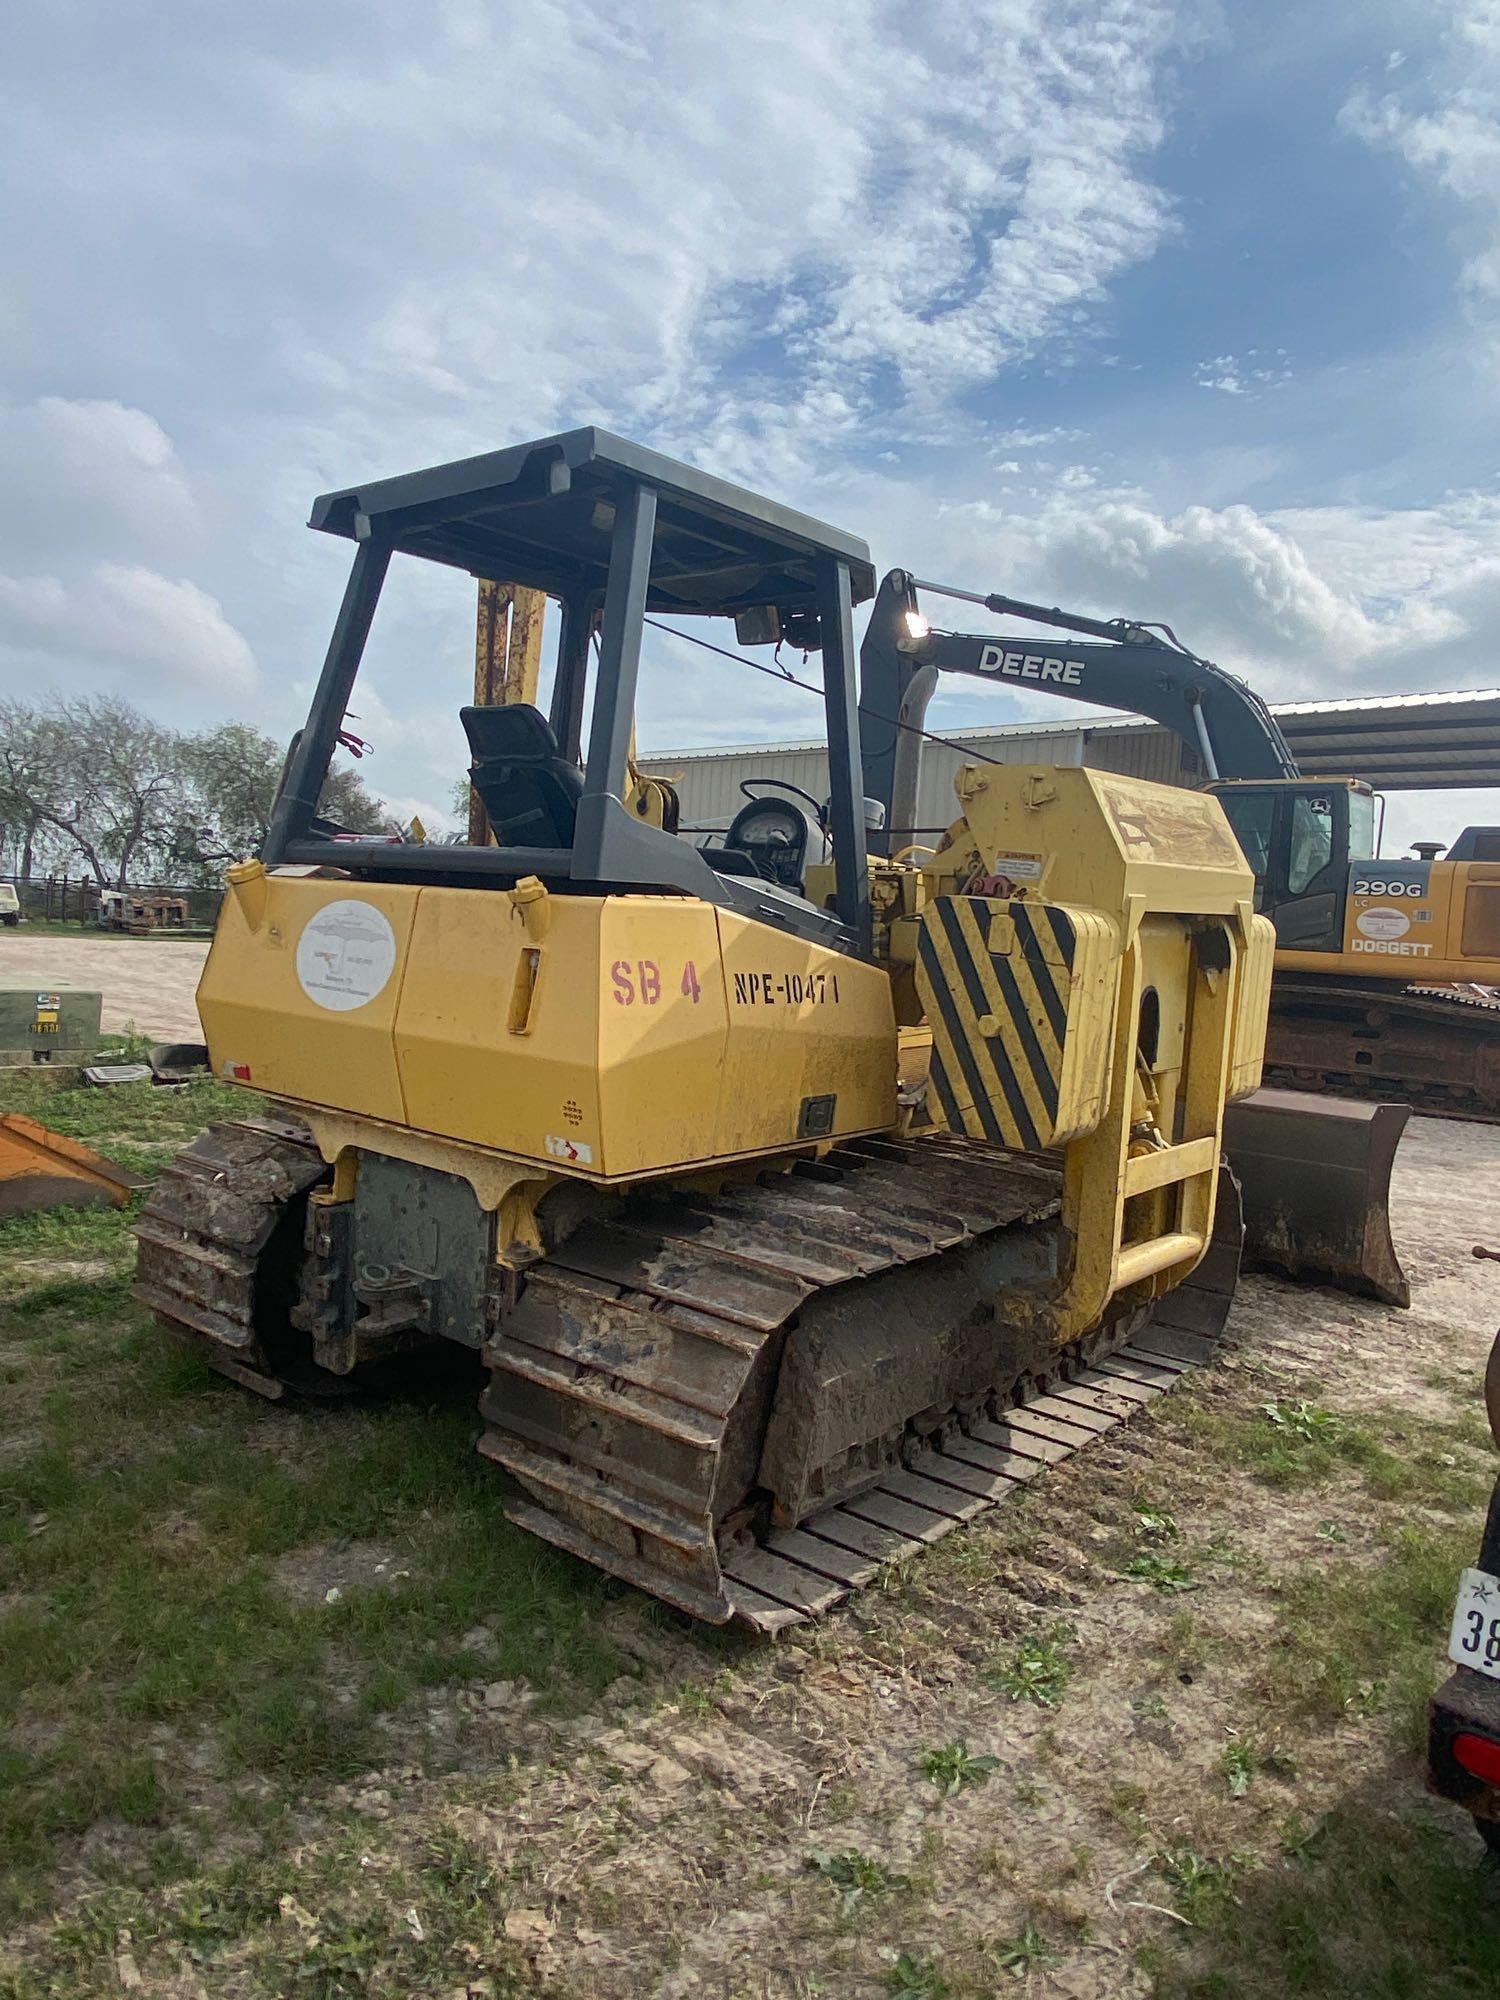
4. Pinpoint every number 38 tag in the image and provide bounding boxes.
[1449,1568,1500,1681]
